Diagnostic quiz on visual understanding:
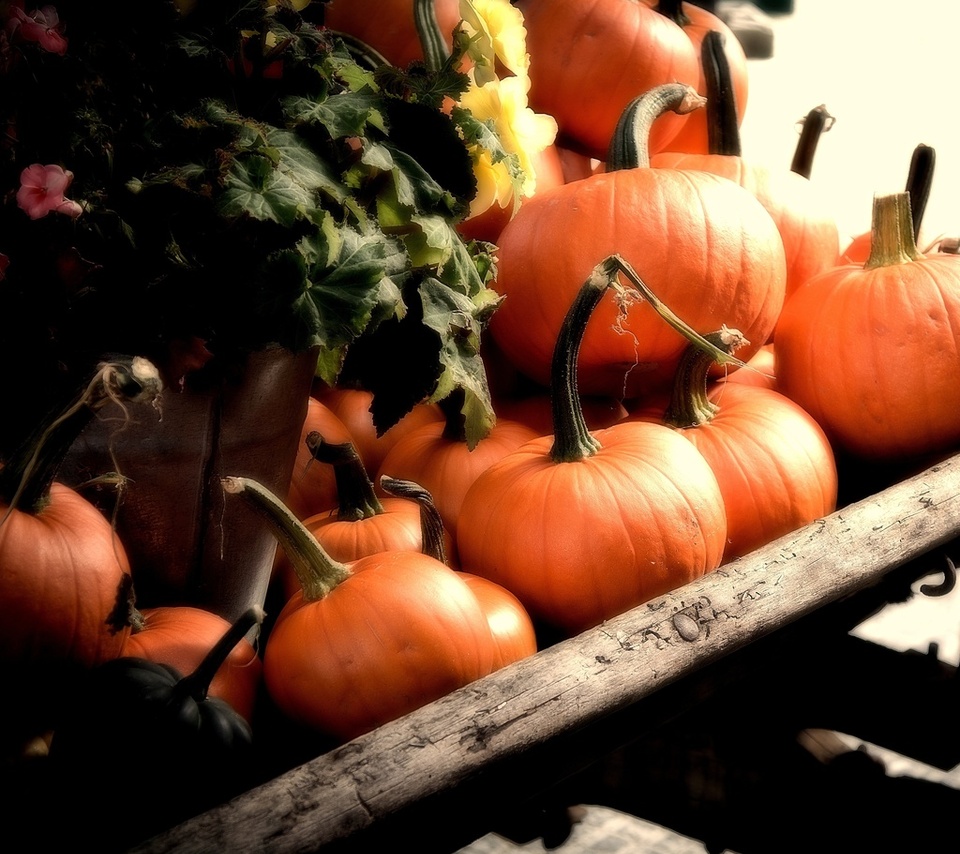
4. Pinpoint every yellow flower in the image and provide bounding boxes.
[460,73,558,217]
[459,0,529,85]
